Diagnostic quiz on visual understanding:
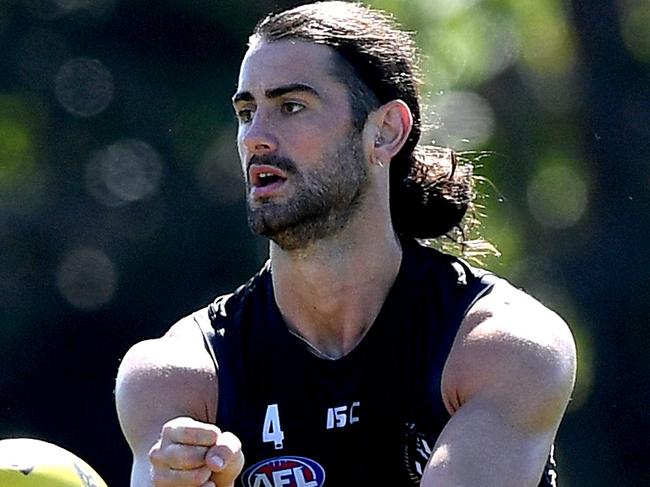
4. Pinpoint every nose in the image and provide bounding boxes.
[240,111,278,156]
